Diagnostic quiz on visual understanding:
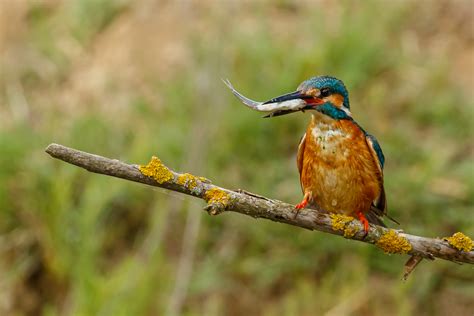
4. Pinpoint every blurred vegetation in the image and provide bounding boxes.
[1,1,473,315]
